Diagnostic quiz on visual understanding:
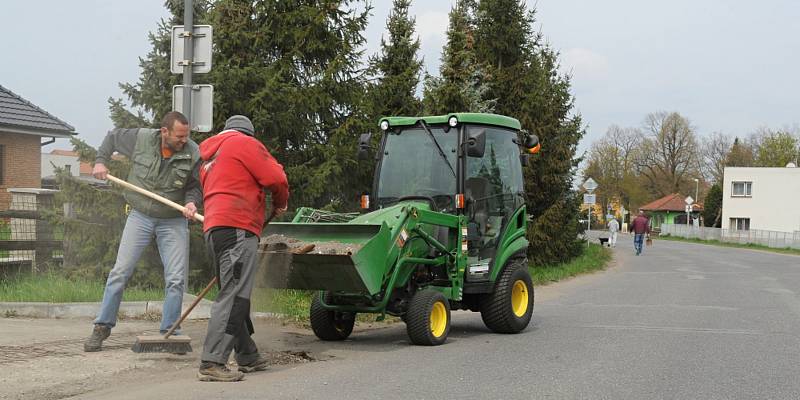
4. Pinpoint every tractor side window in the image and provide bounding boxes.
[465,127,524,256]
